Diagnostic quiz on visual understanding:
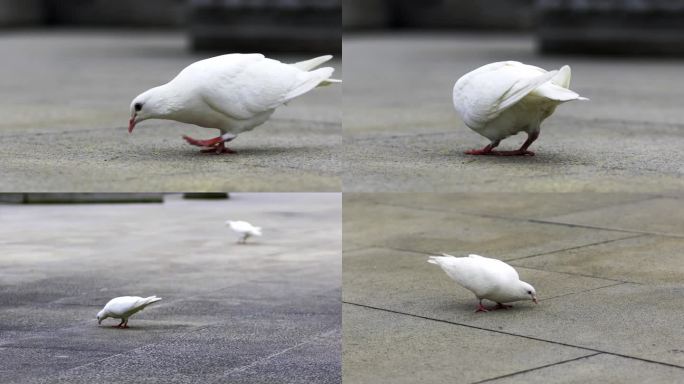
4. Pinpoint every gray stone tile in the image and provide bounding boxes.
[343,201,634,260]
[0,347,113,384]
[0,194,341,383]
[513,235,684,284]
[343,305,593,384]
[343,193,656,220]
[546,197,684,237]
[485,353,684,384]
